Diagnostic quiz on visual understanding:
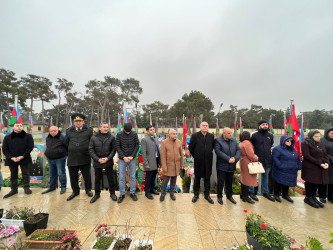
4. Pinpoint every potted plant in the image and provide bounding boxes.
[52,233,81,250]
[24,212,49,236]
[90,224,116,250]
[24,229,77,249]
[182,166,192,193]
[244,210,296,250]
[0,224,20,248]
[132,239,153,250]
[1,206,35,227]
[111,234,134,250]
